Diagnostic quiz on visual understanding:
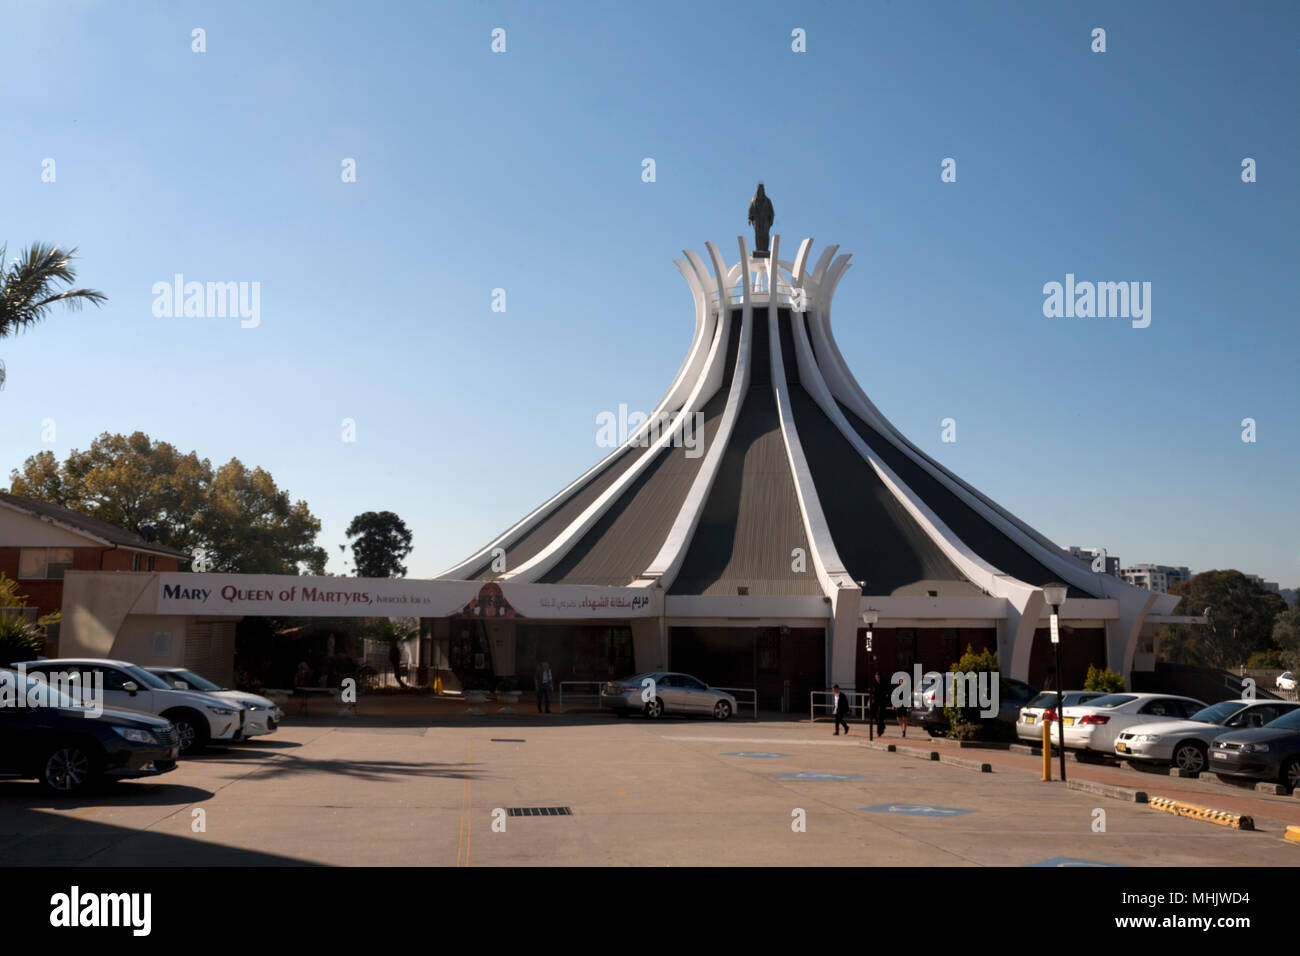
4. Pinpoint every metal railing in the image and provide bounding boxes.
[809,690,870,722]
[557,680,604,710]
[713,686,759,720]
[709,282,807,308]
